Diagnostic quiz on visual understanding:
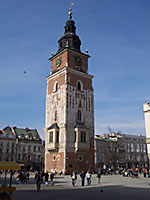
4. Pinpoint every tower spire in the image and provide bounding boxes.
[58,2,81,52]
